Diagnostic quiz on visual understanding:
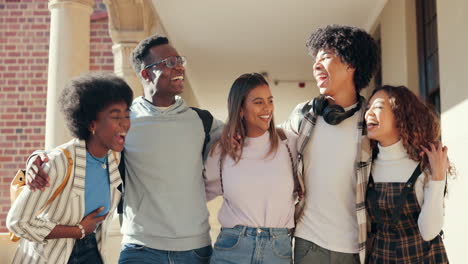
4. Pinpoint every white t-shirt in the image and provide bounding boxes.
[295,106,361,254]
